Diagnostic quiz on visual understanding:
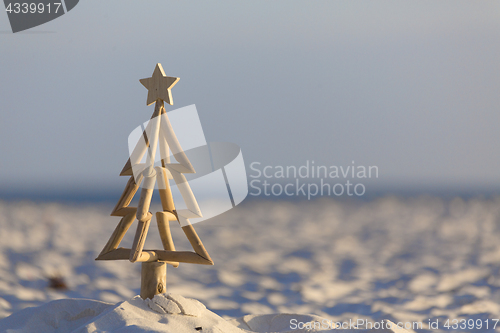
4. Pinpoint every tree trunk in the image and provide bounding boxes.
[140,261,166,299]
